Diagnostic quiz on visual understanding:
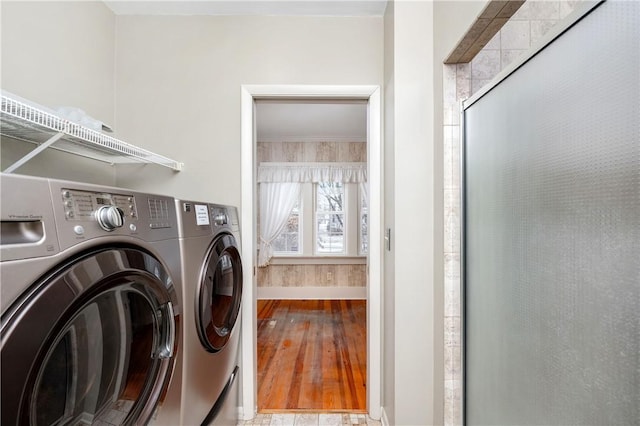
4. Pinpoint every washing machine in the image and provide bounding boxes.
[176,200,243,426]
[0,173,183,426]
